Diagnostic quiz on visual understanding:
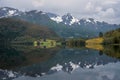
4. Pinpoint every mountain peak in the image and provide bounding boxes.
[62,13,73,20]
[0,7,20,18]
[66,13,72,17]
[62,13,80,26]
[49,13,80,26]
[80,18,97,24]
[47,12,58,17]
[0,7,17,10]
[26,10,46,15]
